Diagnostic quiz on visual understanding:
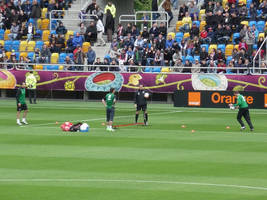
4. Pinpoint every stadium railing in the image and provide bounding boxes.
[1,63,266,75]
[49,10,97,30]
[253,35,267,73]
[119,11,169,28]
